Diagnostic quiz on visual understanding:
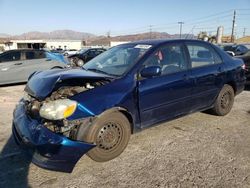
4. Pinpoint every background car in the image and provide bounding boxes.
[63,49,78,56]
[0,49,66,85]
[68,48,106,67]
[50,48,65,54]
[235,50,250,83]
[221,44,250,56]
